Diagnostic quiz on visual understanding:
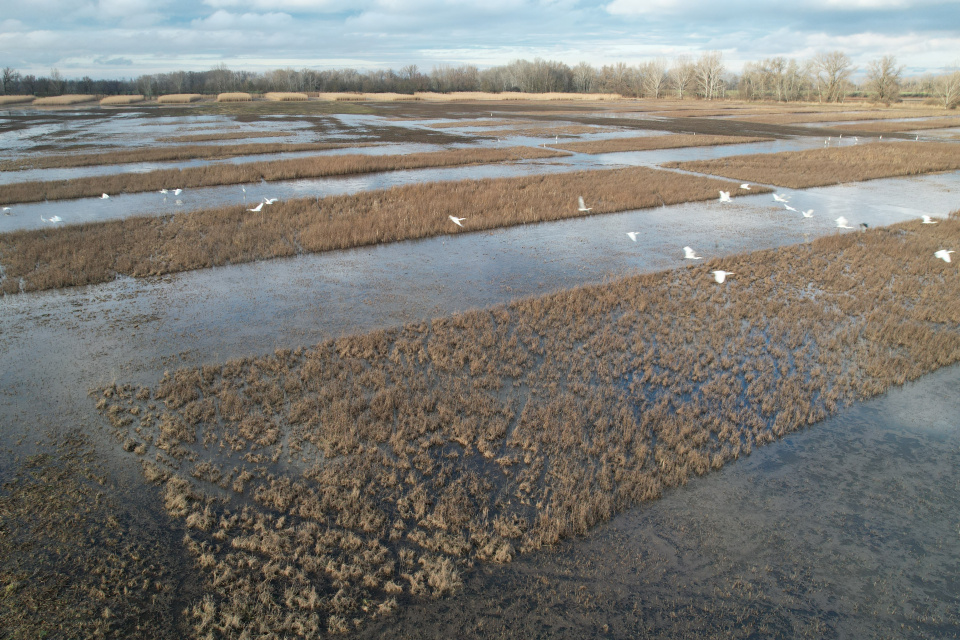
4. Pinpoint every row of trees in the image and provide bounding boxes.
[2,53,959,107]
